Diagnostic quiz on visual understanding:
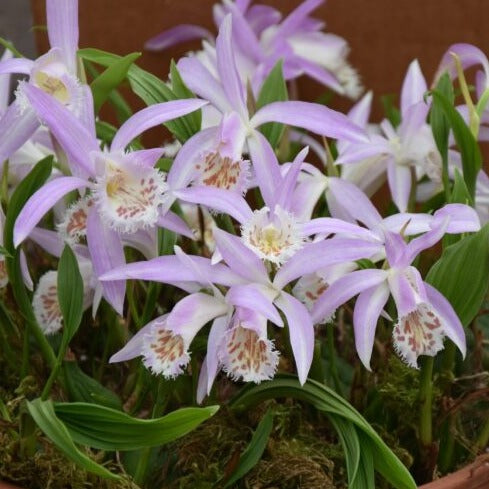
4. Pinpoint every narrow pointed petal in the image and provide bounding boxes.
[13,176,87,247]
[109,320,153,363]
[404,217,449,265]
[335,139,391,165]
[29,227,64,257]
[166,292,228,334]
[311,269,387,324]
[302,217,378,240]
[436,43,489,84]
[348,90,373,127]
[23,84,98,176]
[424,283,466,358]
[46,0,79,73]
[247,130,283,209]
[78,84,96,135]
[131,148,165,168]
[86,209,125,315]
[278,0,322,34]
[213,227,269,284]
[111,99,208,151]
[0,57,34,76]
[382,212,433,235]
[157,211,194,239]
[99,254,244,287]
[401,59,427,115]
[433,204,481,233]
[275,292,314,385]
[226,284,283,326]
[216,15,247,117]
[276,147,308,211]
[399,102,430,143]
[387,161,411,213]
[145,24,213,51]
[20,251,33,290]
[274,238,383,289]
[174,186,253,224]
[353,282,390,370]
[177,57,231,114]
[0,104,39,165]
[251,101,368,143]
